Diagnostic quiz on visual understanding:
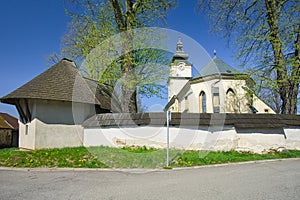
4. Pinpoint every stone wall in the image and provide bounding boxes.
[0,129,12,148]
